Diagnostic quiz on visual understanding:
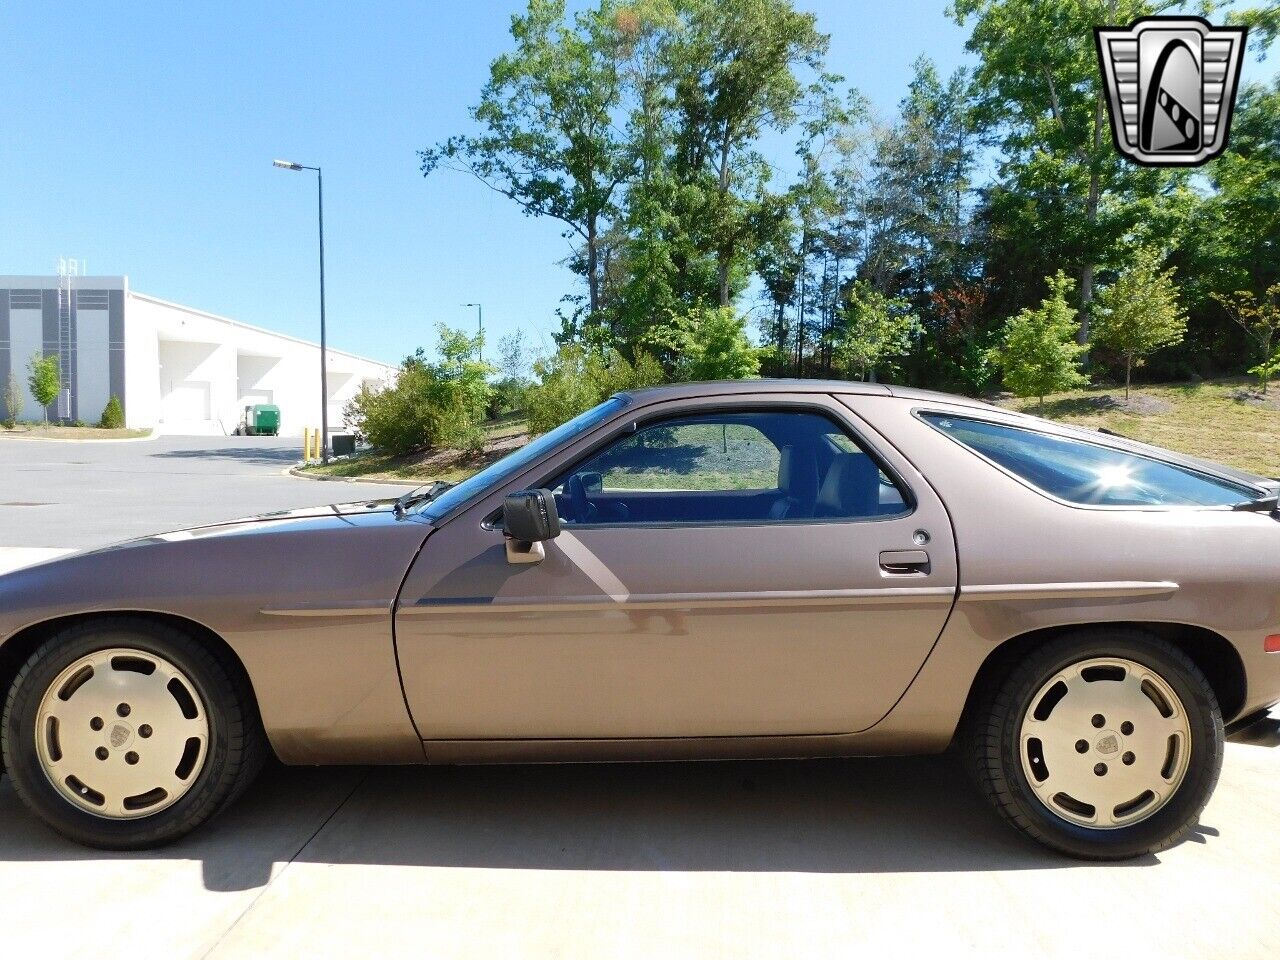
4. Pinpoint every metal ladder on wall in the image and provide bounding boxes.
[56,258,77,421]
